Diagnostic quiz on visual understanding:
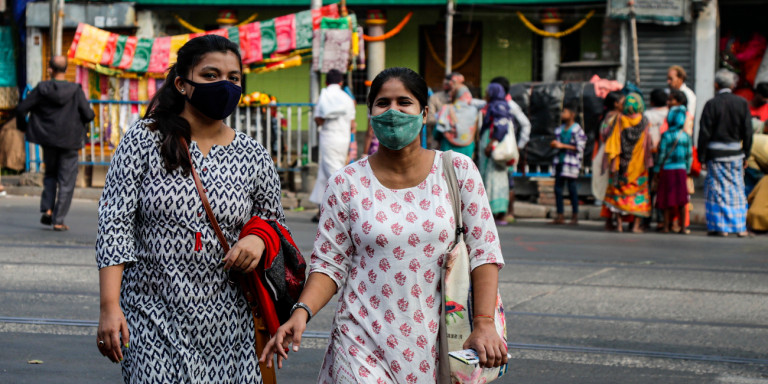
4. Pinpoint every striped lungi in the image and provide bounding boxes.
[705,159,747,233]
